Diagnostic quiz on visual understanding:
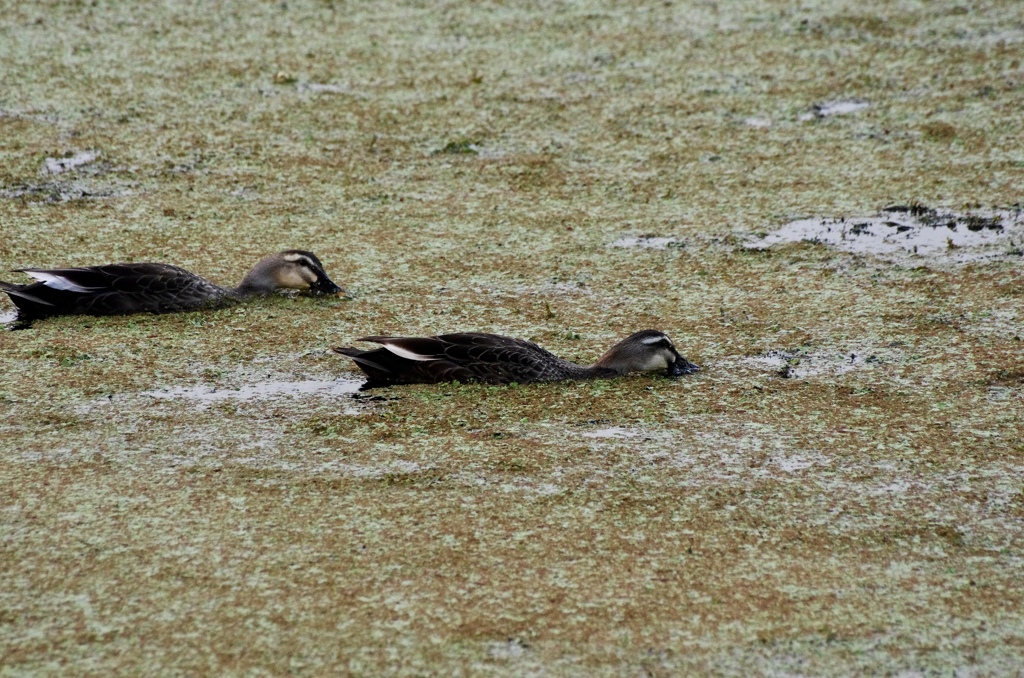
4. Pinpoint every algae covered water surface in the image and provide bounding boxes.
[1,0,1023,674]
